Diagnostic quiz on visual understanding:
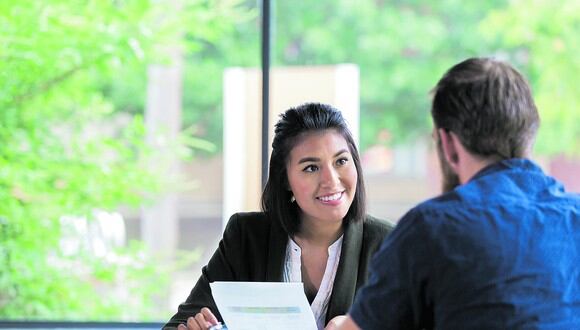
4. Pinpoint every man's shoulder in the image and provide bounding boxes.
[408,194,458,219]
[392,197,464,238]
